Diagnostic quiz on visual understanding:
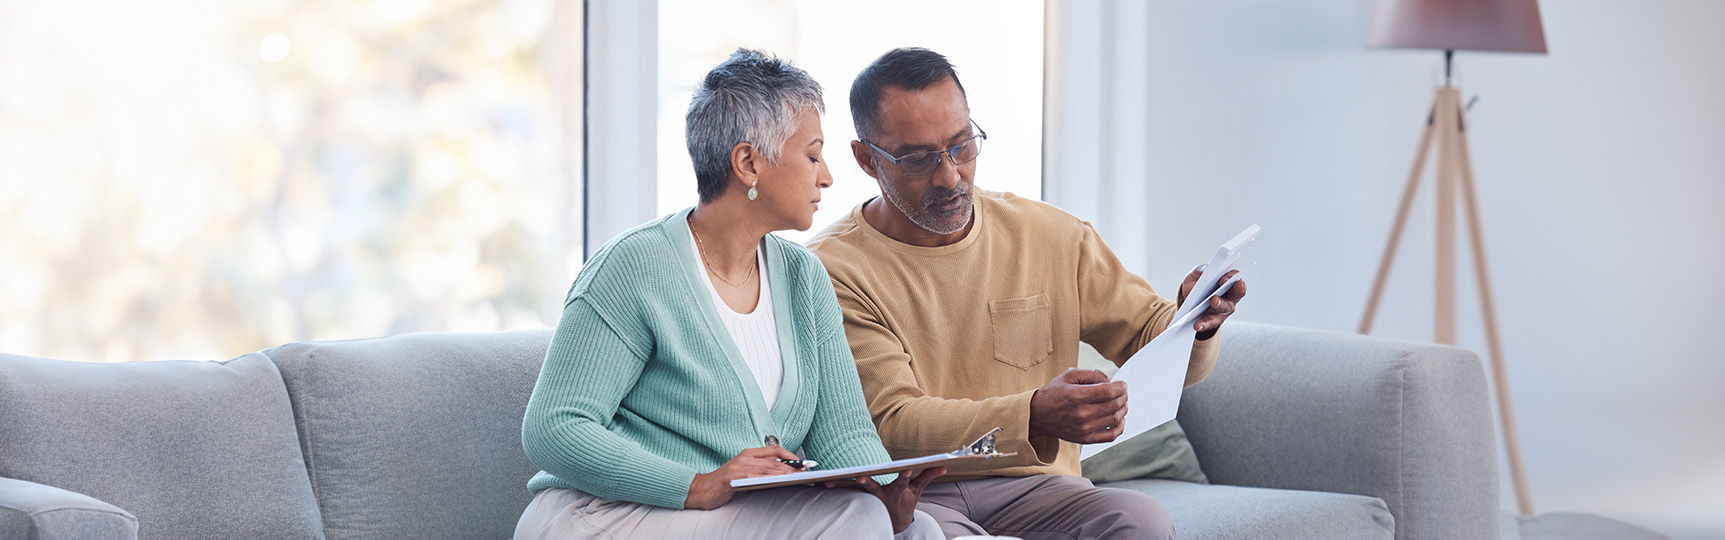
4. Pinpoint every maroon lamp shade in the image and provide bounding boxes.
[1369,0,1548,53]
